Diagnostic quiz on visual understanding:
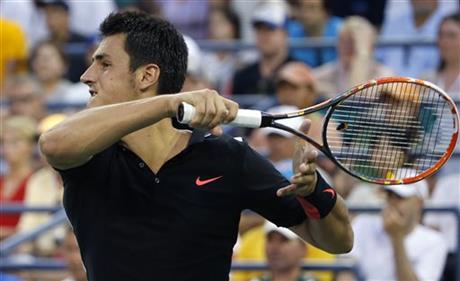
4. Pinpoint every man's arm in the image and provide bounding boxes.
[290,193,353,254]
[39,90,238,170]
[277,120,353,254]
